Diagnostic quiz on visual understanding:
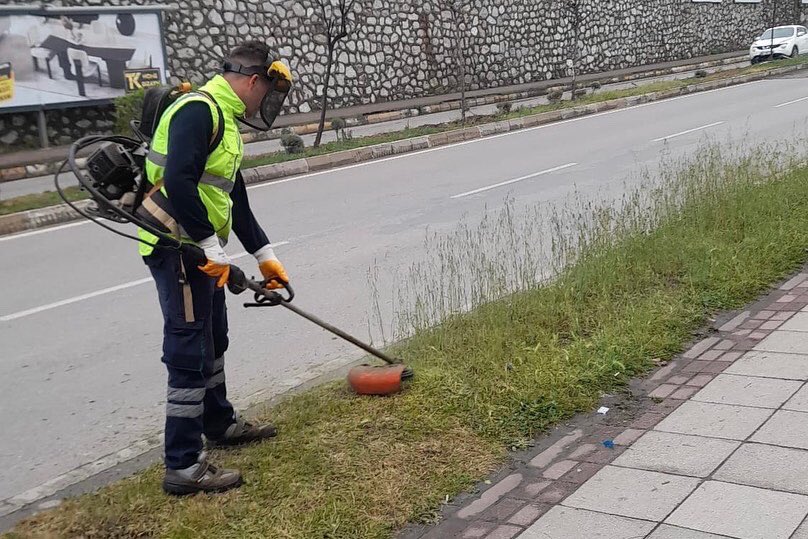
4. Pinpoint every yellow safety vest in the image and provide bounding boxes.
[138,75,245,256]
